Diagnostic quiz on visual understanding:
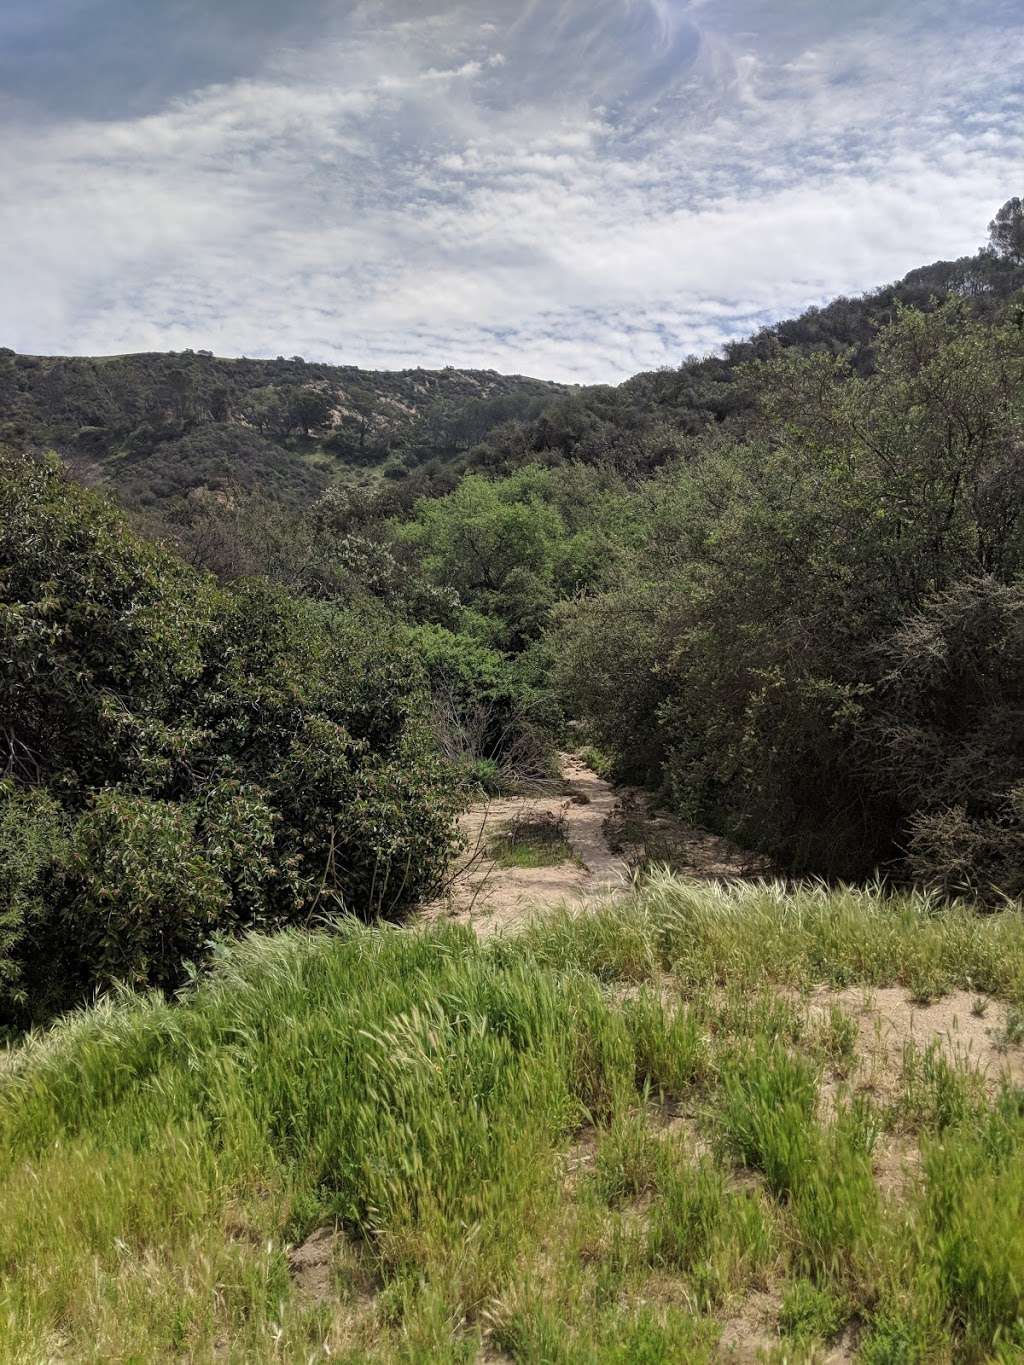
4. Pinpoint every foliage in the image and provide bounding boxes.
[988,194,1024,263]
[554,301,1024,891]
[394,464,636,650]
[0,456,463,1024]
[0,787,70,1012]
[0,347,562,510]
[1,878,1024,1359]
[4,211,1024,1038]
[405,622,557,785]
